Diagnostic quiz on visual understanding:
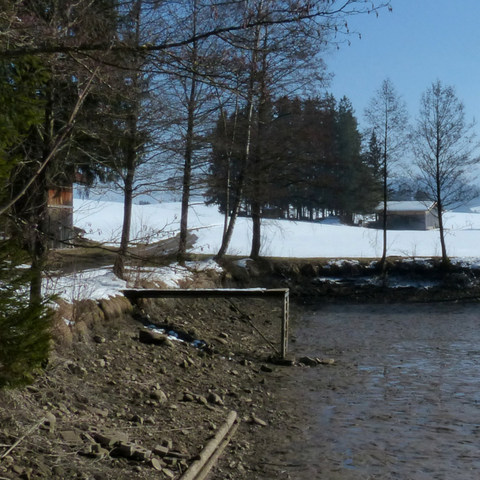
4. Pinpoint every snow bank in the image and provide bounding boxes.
[43,268,127,301]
